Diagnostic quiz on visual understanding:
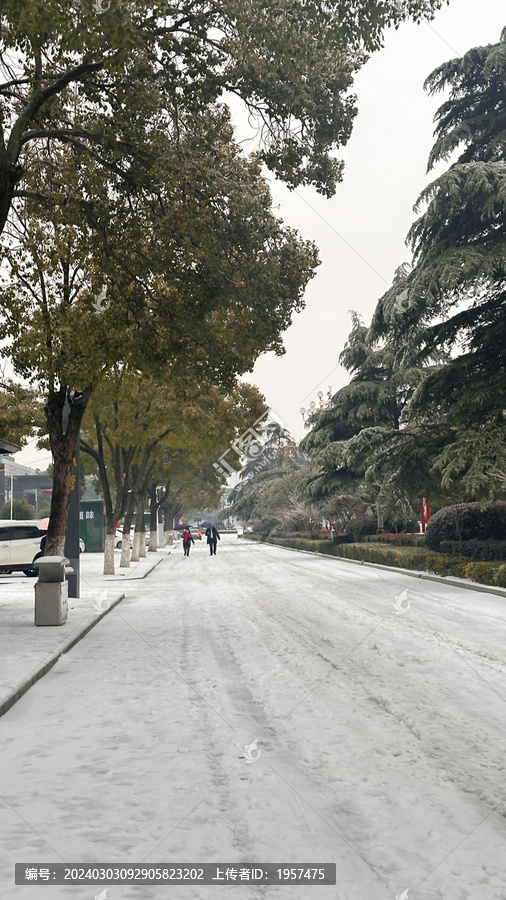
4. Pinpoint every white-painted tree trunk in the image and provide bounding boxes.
[164,529,173,546]
[149,530,158,552]
[120,536,131,567]
[139,533,147,558]
[131,531,141,561]
[103,532,115,575]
